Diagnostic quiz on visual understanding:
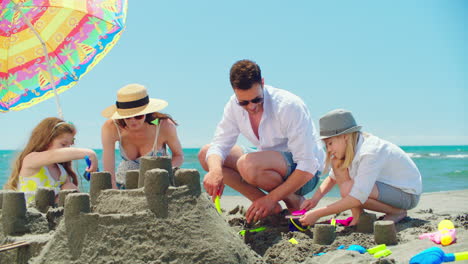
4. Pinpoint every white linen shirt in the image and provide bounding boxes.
[206,85,325,175]
[330,133,422,204]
